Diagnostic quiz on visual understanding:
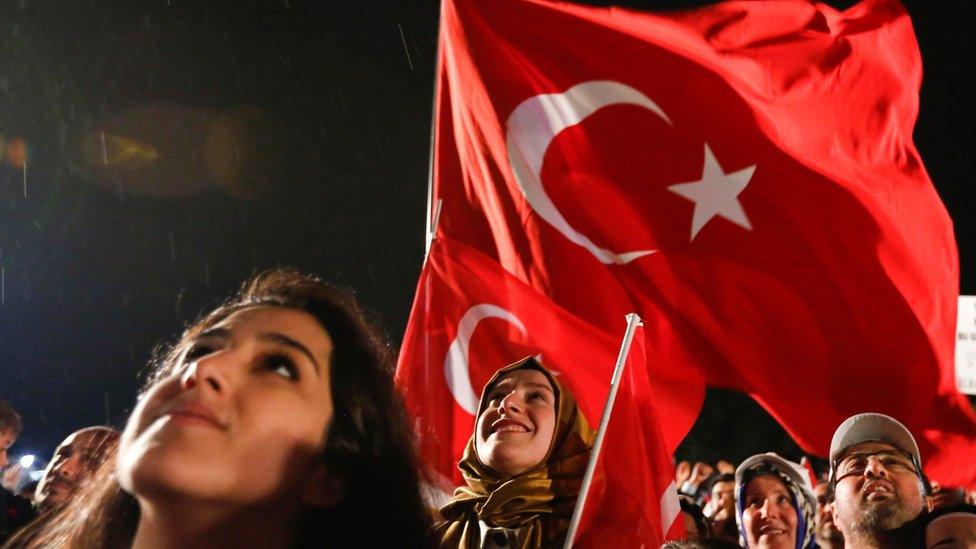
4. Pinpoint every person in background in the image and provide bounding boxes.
[927,481,969,513]
[679,461,716,502]
[923,503,976,549]
[33,426,120,513]
[812,479,844,549]
[703,473,738,543]
[679,495,711,541]
[734,453,817,549]
[0,400,35,544]
[3,269,431,548]
[436,356,594,548]
[827,413,928,549]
